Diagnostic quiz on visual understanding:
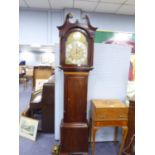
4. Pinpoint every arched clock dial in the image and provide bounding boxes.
[65,31,88,65]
